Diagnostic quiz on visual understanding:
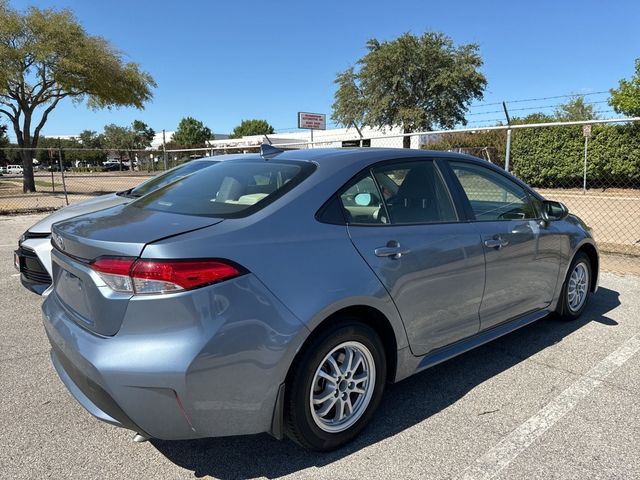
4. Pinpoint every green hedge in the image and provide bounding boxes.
[512,124,640,188]
[424,124,640,189]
